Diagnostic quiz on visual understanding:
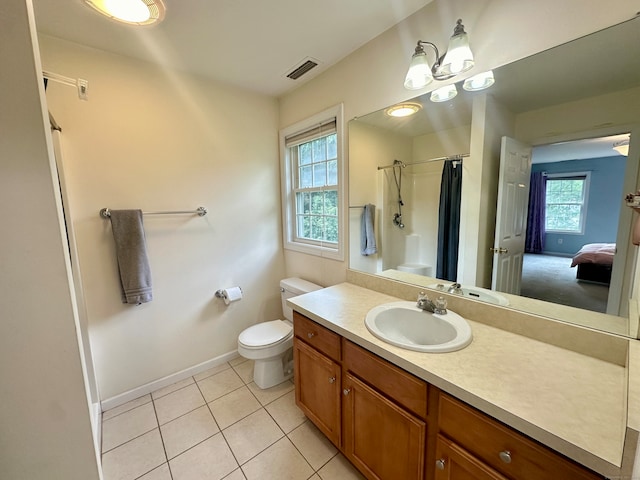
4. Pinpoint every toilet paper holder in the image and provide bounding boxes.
[215,287,243,304]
